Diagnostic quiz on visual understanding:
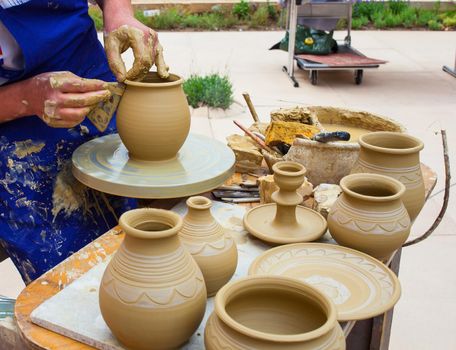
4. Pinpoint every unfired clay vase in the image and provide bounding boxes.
[117,72,191,161]
[204,276,345,350]
[244,161,327,244]
[328,173,411,261]
[351,131,425,221]
[99,208,206,350]
[180,196,238,296]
